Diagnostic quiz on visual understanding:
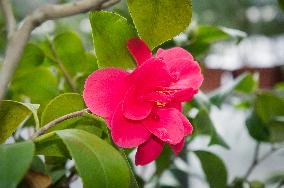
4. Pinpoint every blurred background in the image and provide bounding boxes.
[1,0,284,188]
